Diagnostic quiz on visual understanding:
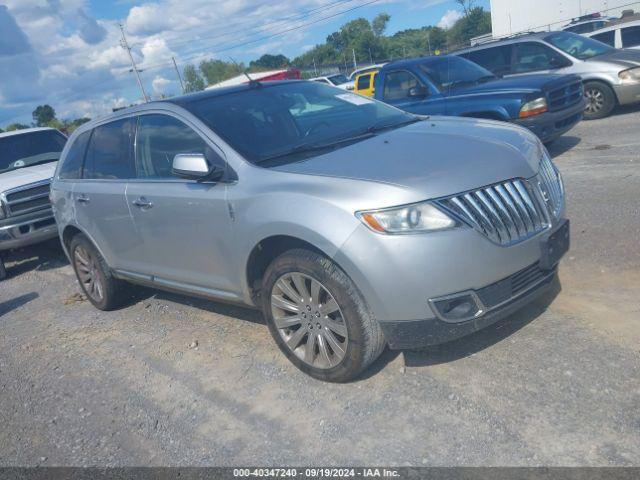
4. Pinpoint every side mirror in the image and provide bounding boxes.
[172,153,223,182]
[409,86,428,98]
